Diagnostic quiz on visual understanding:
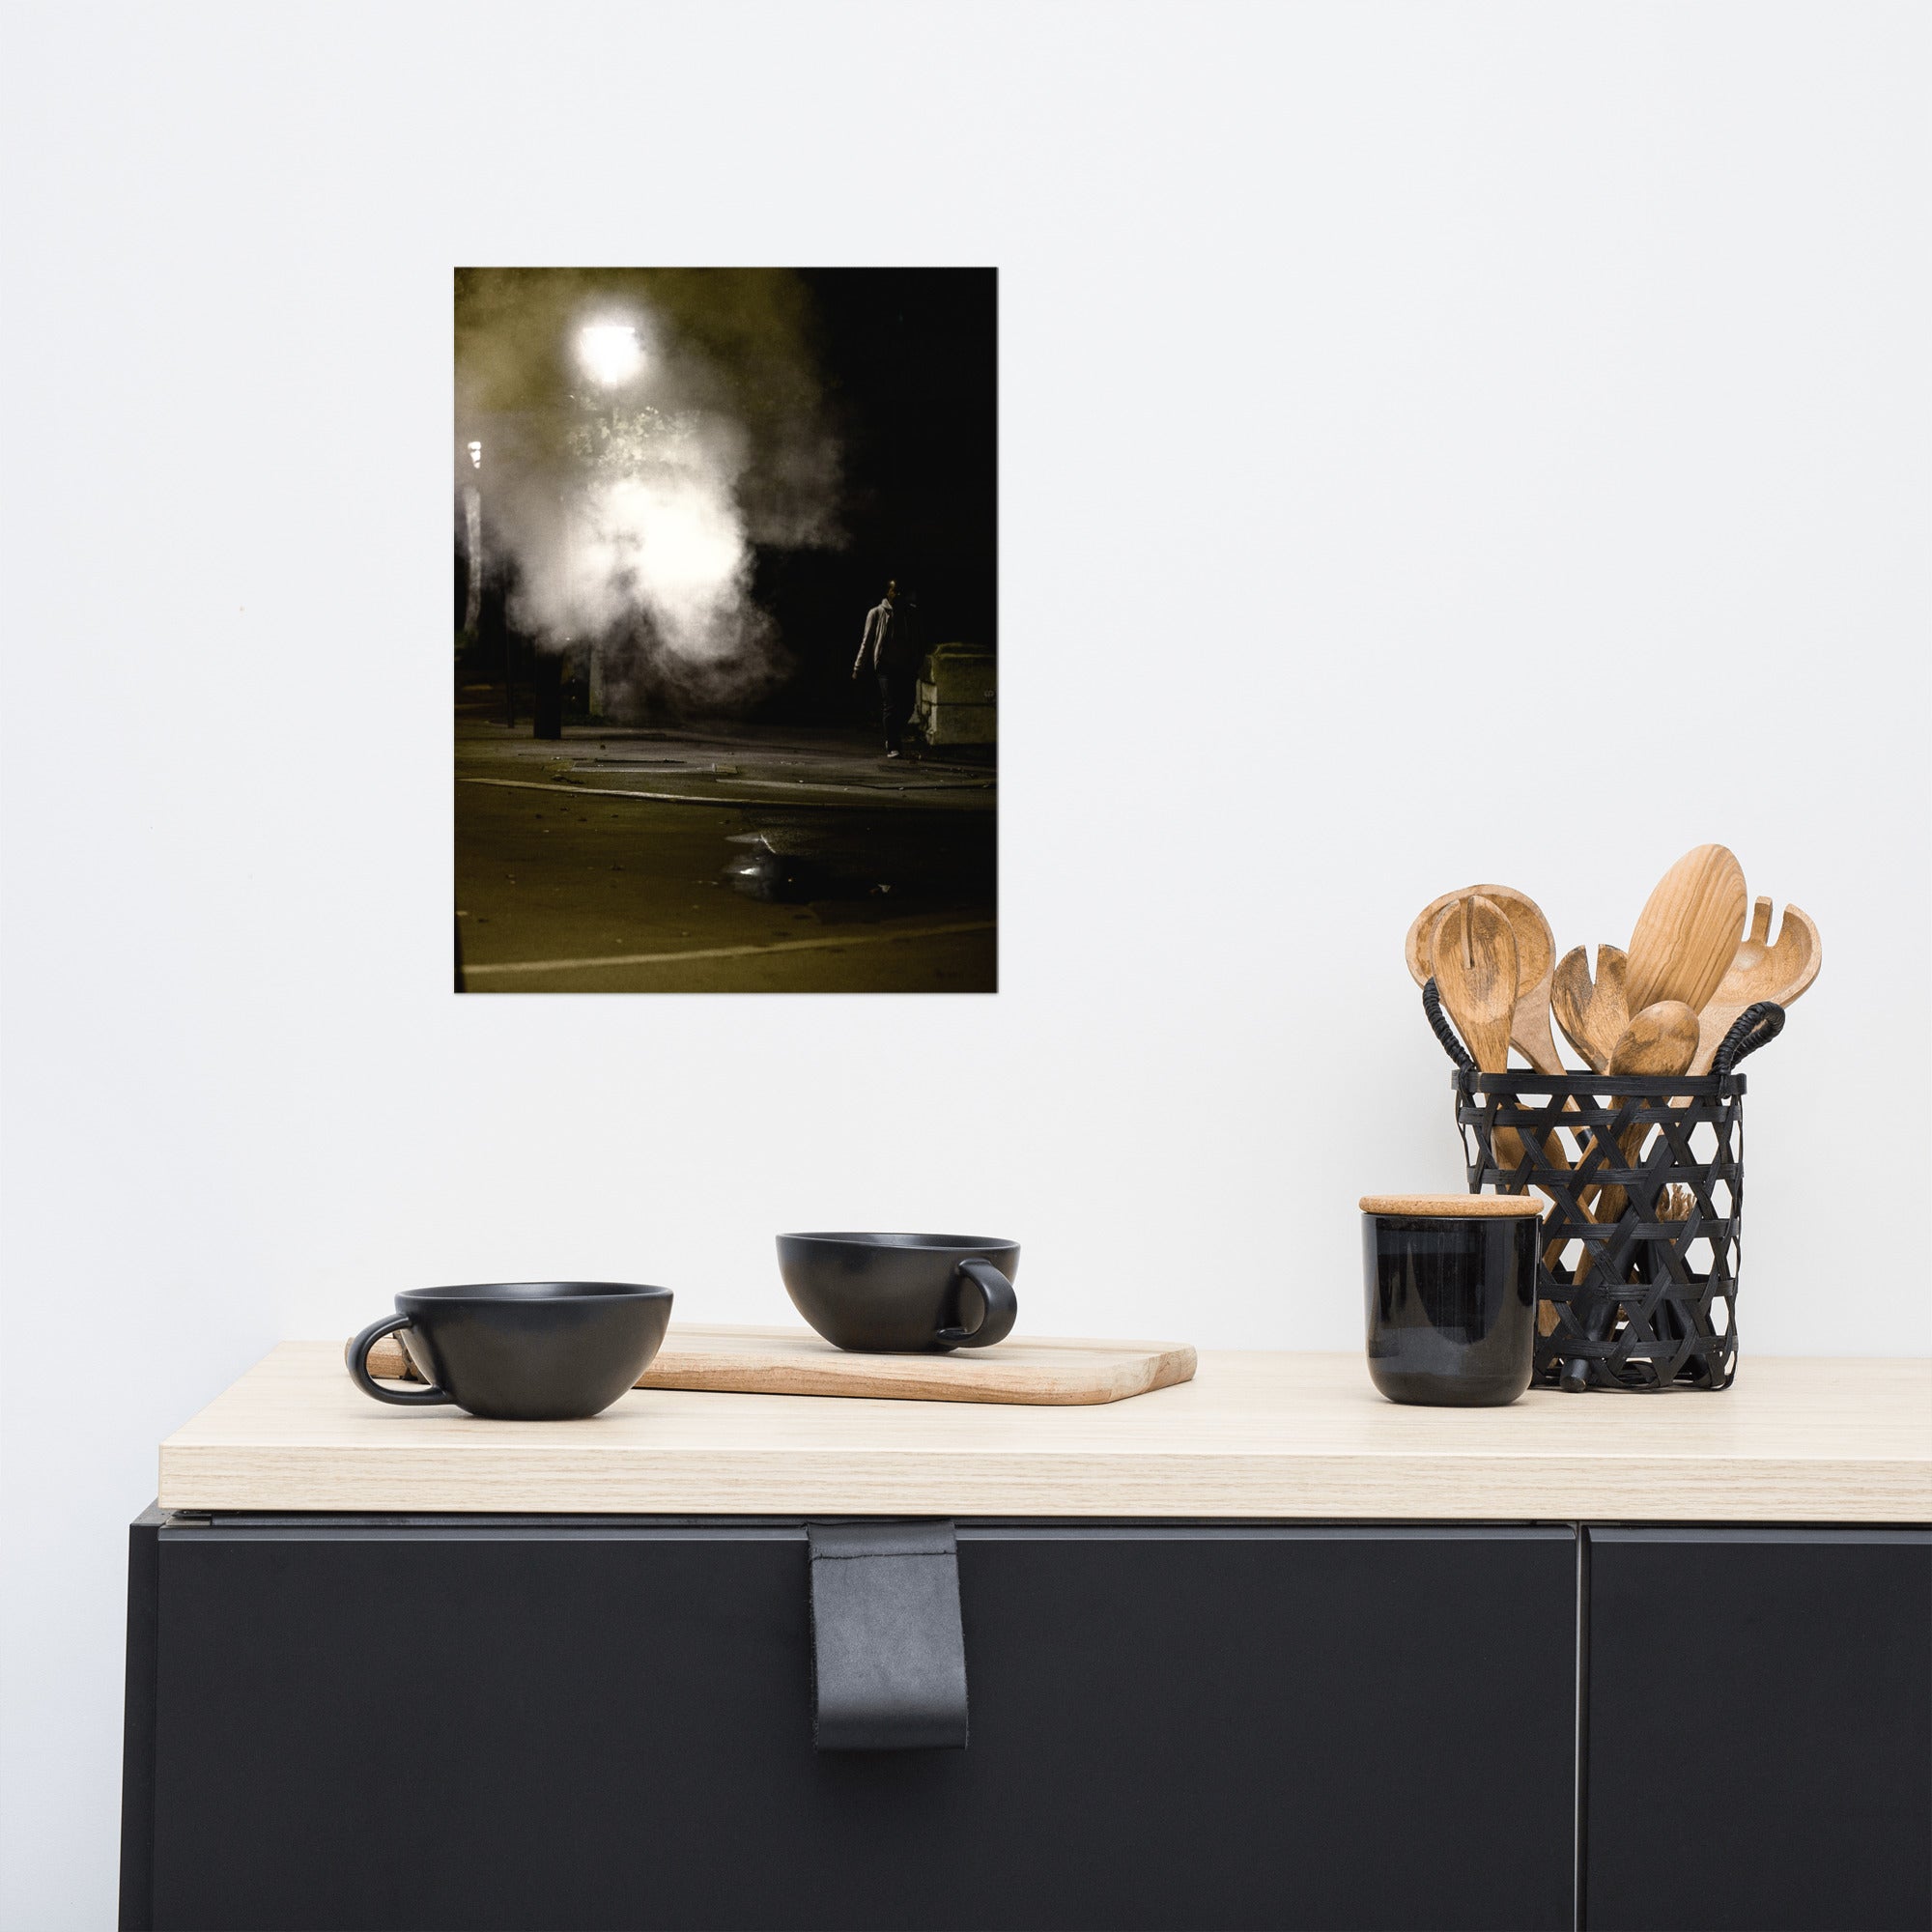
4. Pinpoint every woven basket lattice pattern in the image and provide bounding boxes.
[1452,1070,1746,1392]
